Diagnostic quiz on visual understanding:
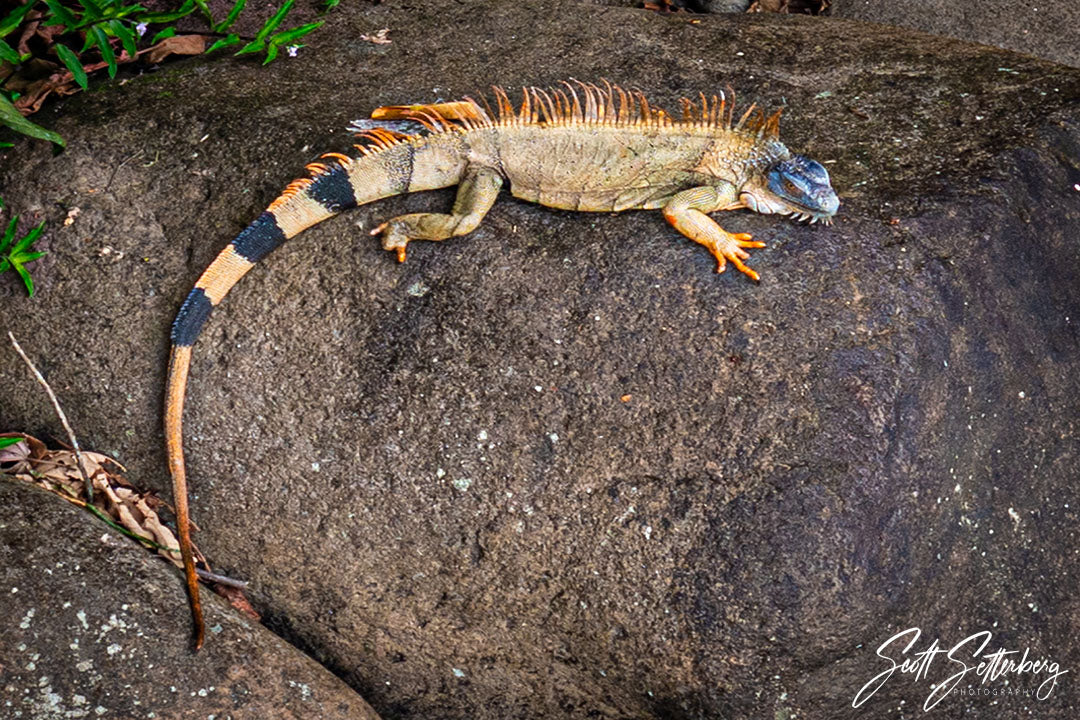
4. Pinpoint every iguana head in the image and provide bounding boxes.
[740,155,839,223]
